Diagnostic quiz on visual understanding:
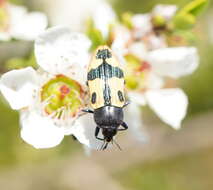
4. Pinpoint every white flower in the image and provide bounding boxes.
[111,25,199,129]
[36,0,112,34]
[132,14,153,38]
[0,1,47,41]
[103,3,199,130]
[129,88,188,130]
[146,47,199,78]
[124,101,148,142]
[152,4,178,20]
[111,25,131,58]
[125,46,199,129]
[0,26,93,149]
[0,25,148,150]
[145,88,188,129]
[92,2,116,38]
